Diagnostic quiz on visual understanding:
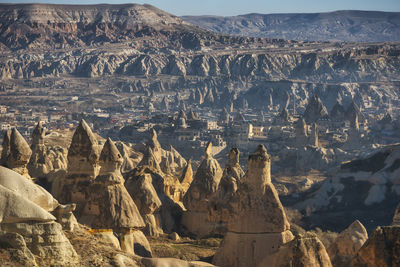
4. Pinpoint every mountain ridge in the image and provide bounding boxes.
[182,10,400,42]
[0,3,276,51]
